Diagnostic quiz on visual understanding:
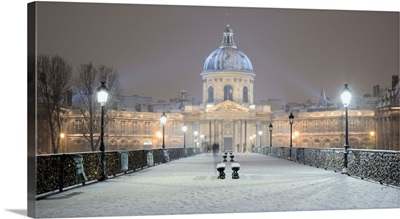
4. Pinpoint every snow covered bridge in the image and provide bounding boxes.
[35,152,399,218]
